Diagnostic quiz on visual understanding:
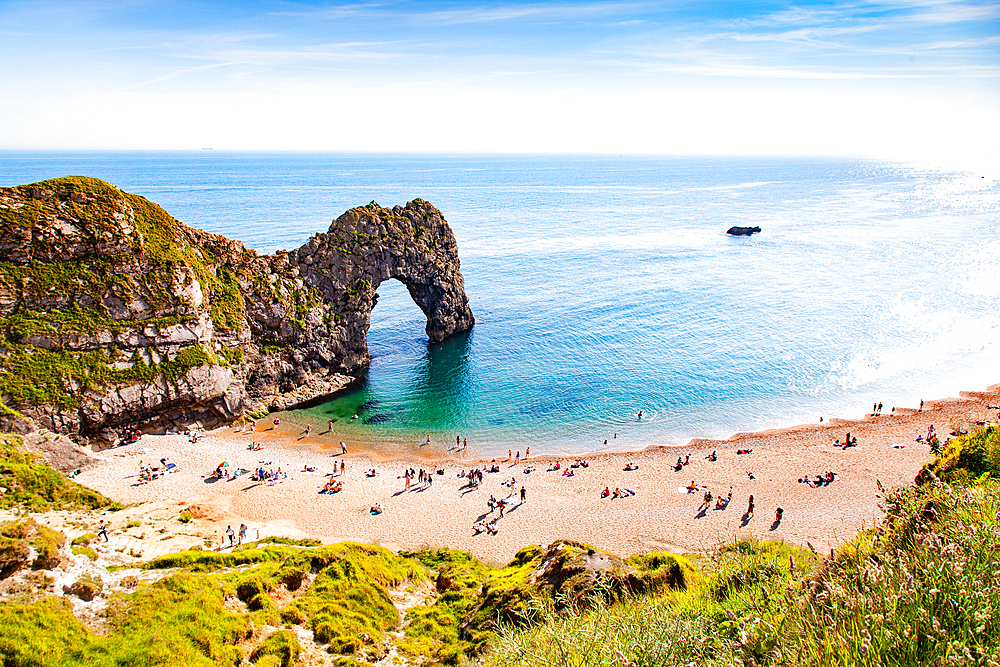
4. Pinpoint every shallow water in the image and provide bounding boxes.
[2,152,998,455]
